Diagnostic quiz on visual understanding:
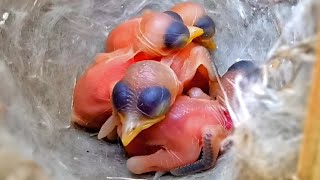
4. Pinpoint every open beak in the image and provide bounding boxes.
[119,113,165,146]
[186,26,204,45]
[199,38,217,51]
